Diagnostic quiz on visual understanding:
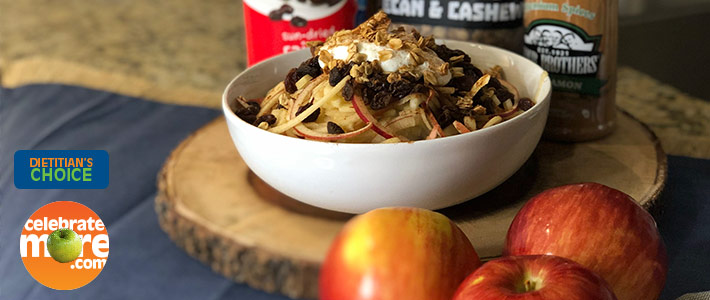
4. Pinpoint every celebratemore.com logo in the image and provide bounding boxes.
[14,150,109,189]
[21,201,110,290]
